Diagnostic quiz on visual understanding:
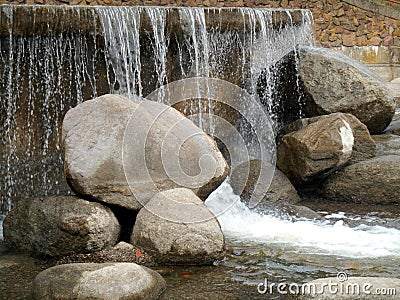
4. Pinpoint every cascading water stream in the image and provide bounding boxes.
[0,5,313,214]
[1,4,399,289]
